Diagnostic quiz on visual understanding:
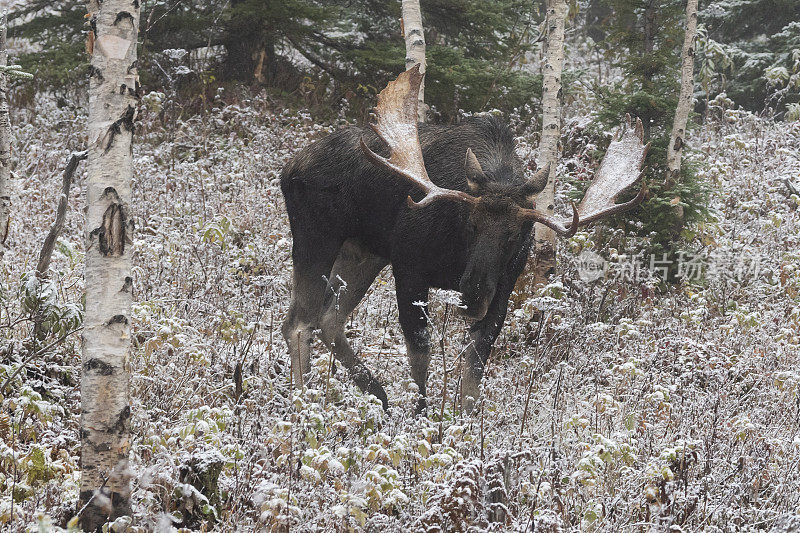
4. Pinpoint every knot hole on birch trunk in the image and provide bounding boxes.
[90,187,129,257]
